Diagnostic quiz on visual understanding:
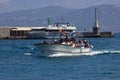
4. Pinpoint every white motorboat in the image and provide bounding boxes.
[34,41,93,56]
